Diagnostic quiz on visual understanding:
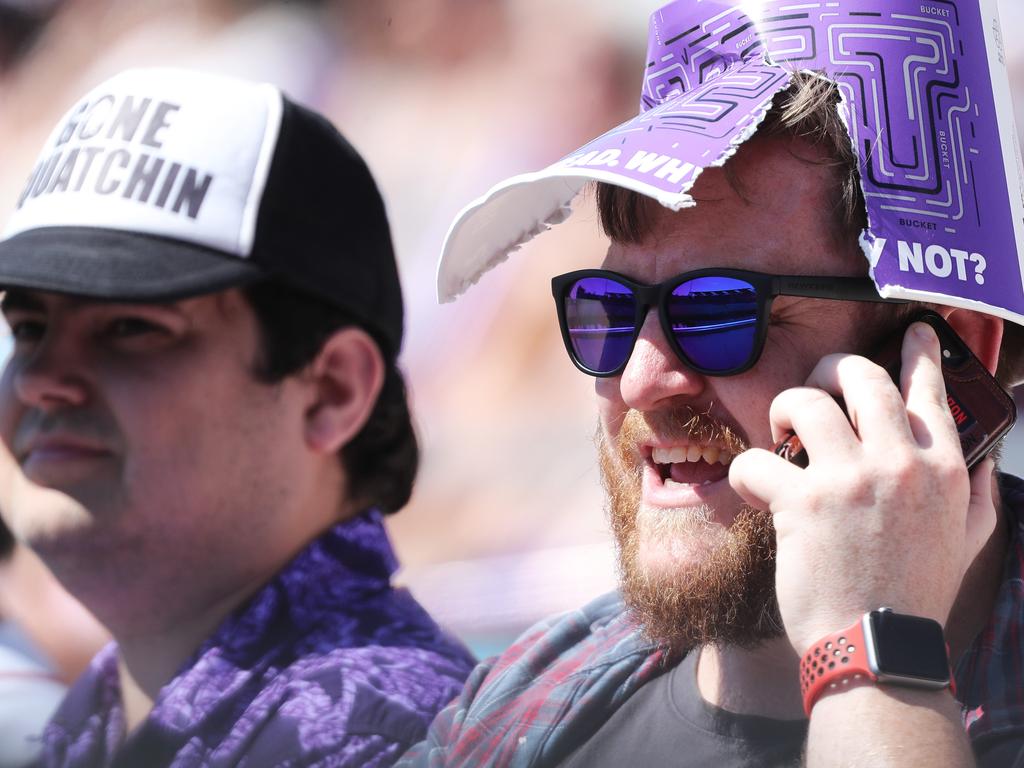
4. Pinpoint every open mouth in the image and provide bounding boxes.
[650,444,734,488]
